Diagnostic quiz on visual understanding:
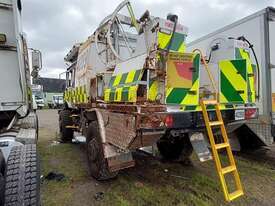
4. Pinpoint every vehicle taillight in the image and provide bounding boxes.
[165,115,173,127]
[245,108,257,119]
